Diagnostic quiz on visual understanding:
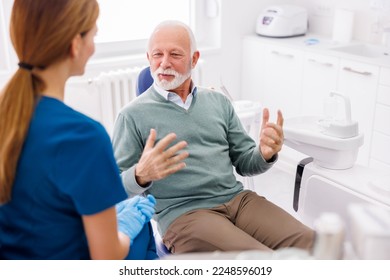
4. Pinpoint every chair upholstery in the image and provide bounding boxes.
[136,66,154,96]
